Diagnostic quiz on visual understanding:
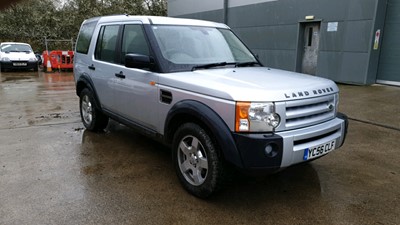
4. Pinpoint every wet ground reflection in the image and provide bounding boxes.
[75,120,326,224]
[0,70,78,129]
[0,70,74,83]
[1,70,399,224]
